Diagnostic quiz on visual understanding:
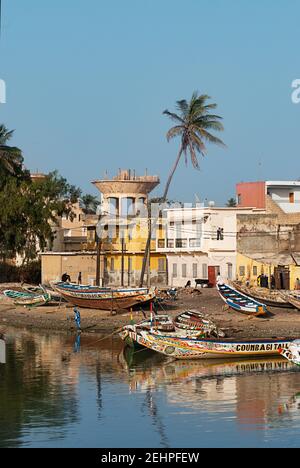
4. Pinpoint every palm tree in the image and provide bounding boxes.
[0,125,23,175]
[226,197,237,207]
[139,91,226,286]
